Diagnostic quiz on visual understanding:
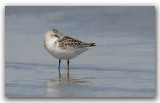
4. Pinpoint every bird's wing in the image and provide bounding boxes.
[58,35,91,51]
